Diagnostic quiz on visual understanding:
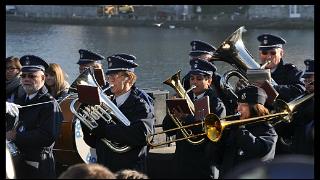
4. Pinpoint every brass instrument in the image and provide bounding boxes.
[272,92,314,123]
[148,92,313,146]
[163,70,195,113]
[163,70,205,145]
[69,68,131,159]
[212,26,277,99]
[147,113,240,147]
